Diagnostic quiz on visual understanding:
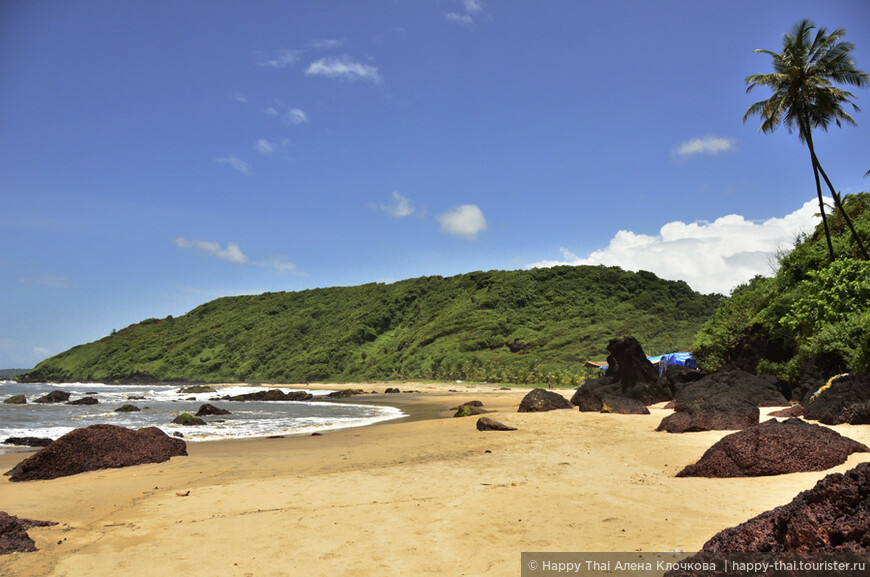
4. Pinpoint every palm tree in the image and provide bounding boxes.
[744,19,869,261]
